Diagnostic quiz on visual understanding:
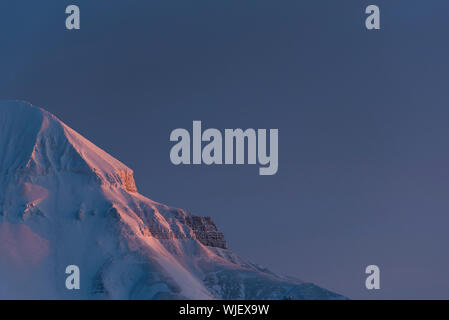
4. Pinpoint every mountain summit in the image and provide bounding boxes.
[0,100,344,299]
